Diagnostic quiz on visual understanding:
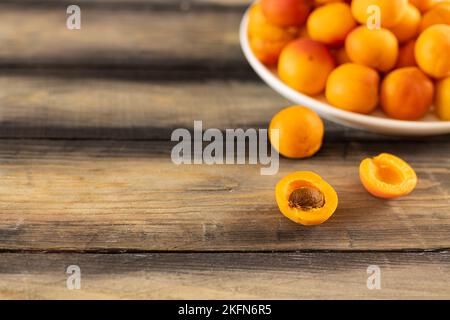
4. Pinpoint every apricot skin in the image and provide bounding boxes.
[278,38,335,95]
[275,171,338,226]
[261,0,310,27]
[435,77,450,120]
[389,4,422,43]
[351,0,409,28]
[326,63,380,114]
[307,2,356,46]
[269,106,324,159]
[381,67,434,120]
[248,4,297,65]
[345,26,399,72]
[359,153,417,199]
[415,24,450,79]
[419,2,450,31]
[410,0,447,13]
[396,40,417,68]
